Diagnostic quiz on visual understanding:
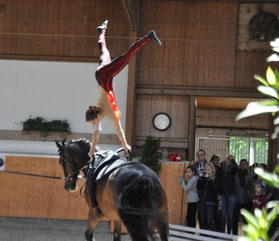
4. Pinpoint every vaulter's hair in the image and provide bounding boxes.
[85,106,101,121]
